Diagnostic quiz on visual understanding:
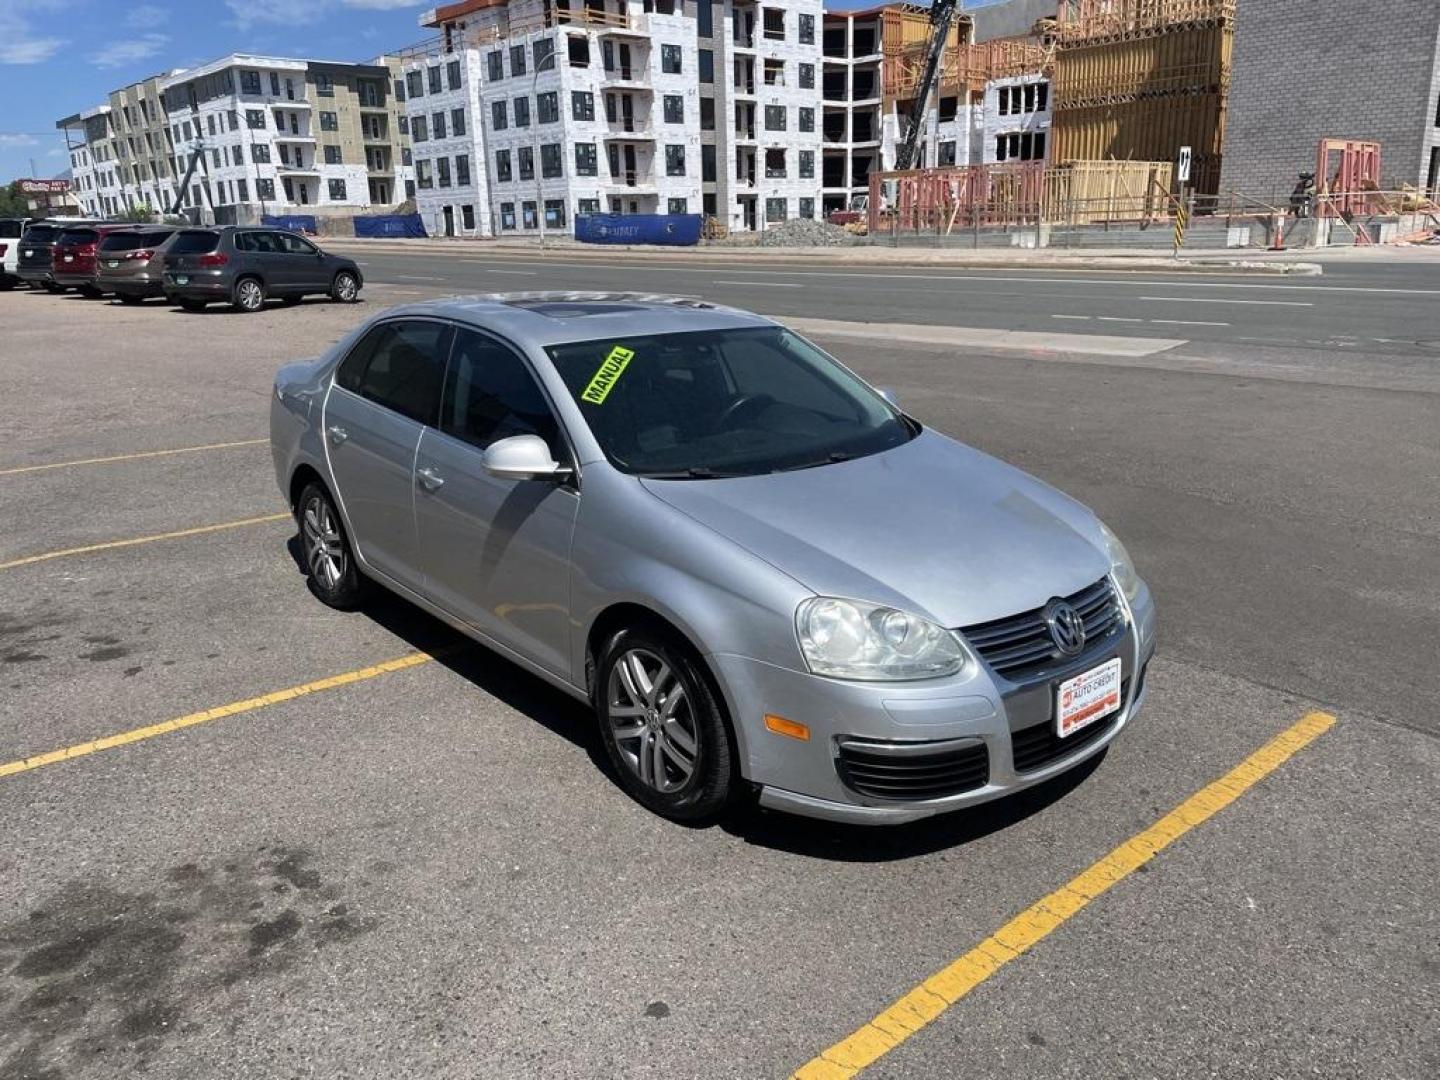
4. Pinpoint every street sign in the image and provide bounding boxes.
[1177,146,1192,184]
[17,179,70,194]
